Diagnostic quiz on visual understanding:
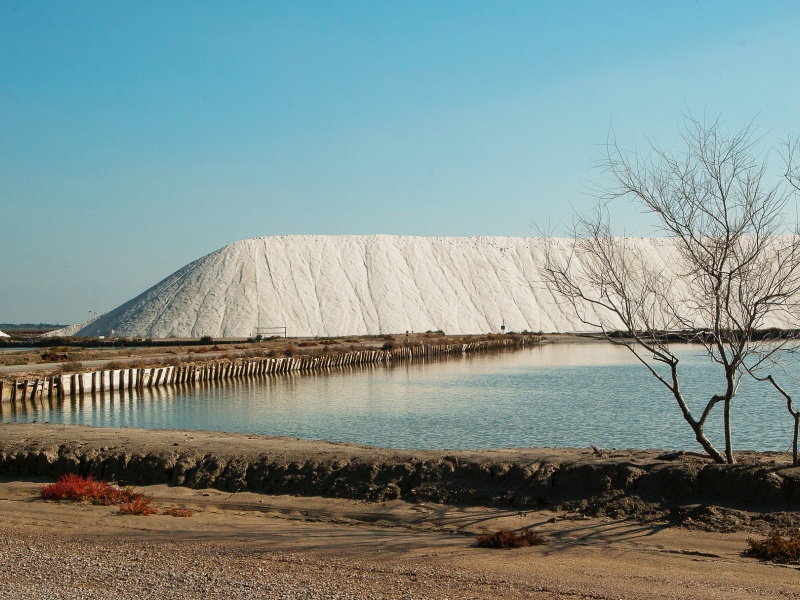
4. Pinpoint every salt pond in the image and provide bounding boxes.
[3,342,796,452]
